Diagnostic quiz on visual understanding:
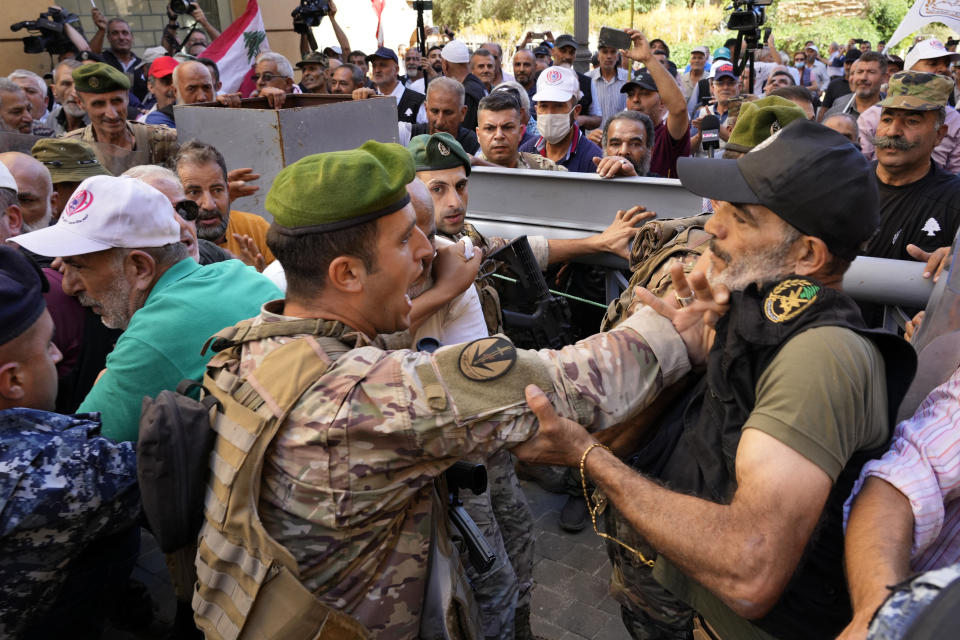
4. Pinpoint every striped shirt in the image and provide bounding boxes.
[844,367,960,572]
[589,67,628,124]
